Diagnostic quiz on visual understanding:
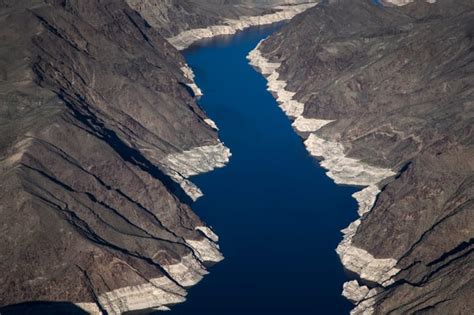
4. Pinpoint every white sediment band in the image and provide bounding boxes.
[162,143,230,179]
[75,276,186,315]
[161,253,209,287]
[204,118,219,130]
[161,142,231,201]
[382,0,436,6]
[342,280,370,303]
[181,65,203,98]
[185,228,223,264]
[196,226,219,242]
[97,276,186,315]
[337,219,399,285]
[167,3,318,51]
[304,134,396,186]
[174,65,230,201]
[248,40,399,313]
[343,280,383,315]
[186,237,223,263]
[75,302,102,314]
[76,249,224,315]
[77,245,225,314]
[248,44,306,118]
[78,4,313,314]
[292,116,334,132]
